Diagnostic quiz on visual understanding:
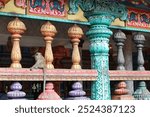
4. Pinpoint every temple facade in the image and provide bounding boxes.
[0,0,150,100]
